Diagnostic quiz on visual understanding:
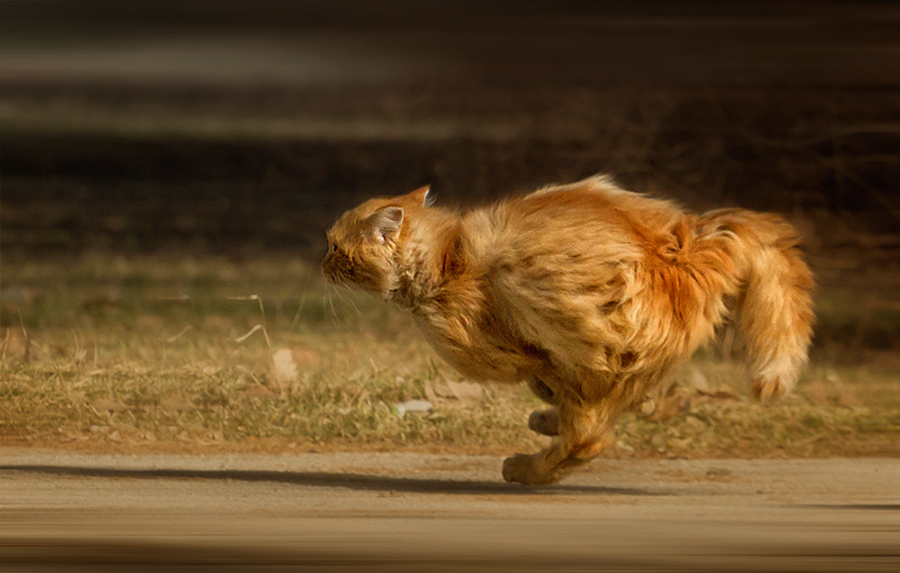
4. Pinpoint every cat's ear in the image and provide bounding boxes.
[408,185,435,207]
[365,206,404,244]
